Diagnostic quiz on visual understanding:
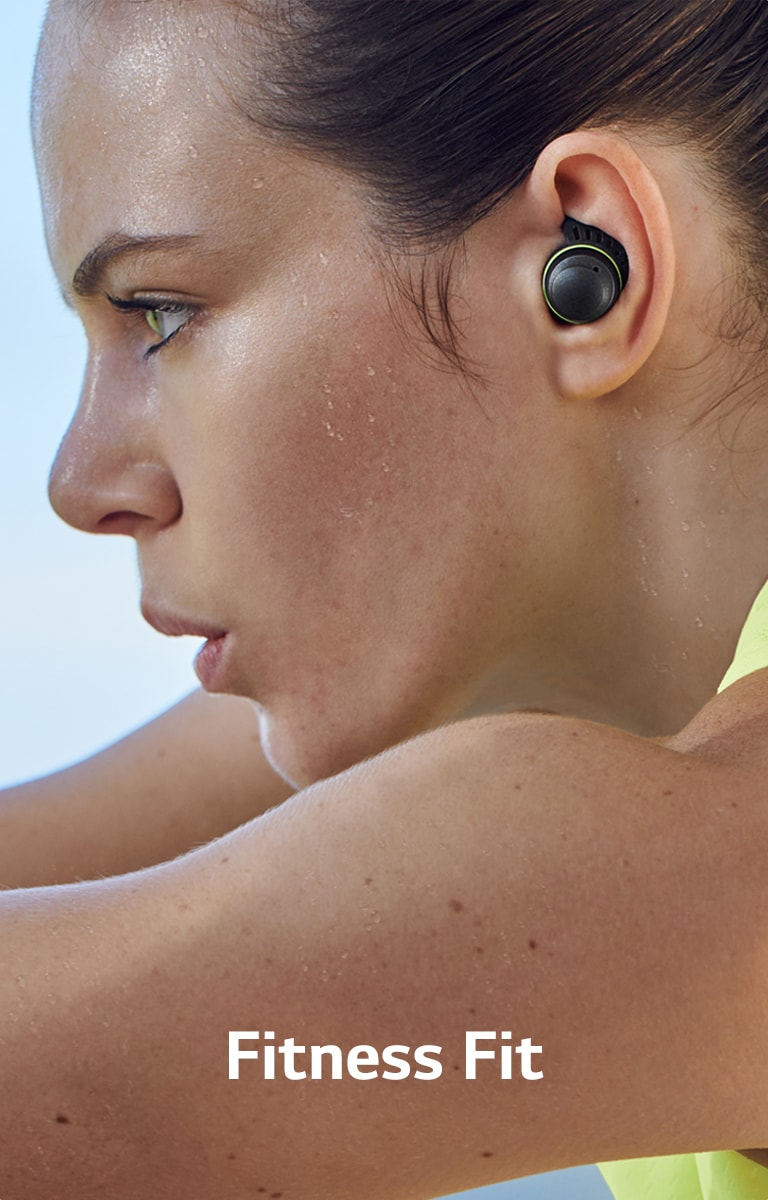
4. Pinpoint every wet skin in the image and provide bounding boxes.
[34,1,768,788]
[35,2,569,787]
[5,6,768,1194]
